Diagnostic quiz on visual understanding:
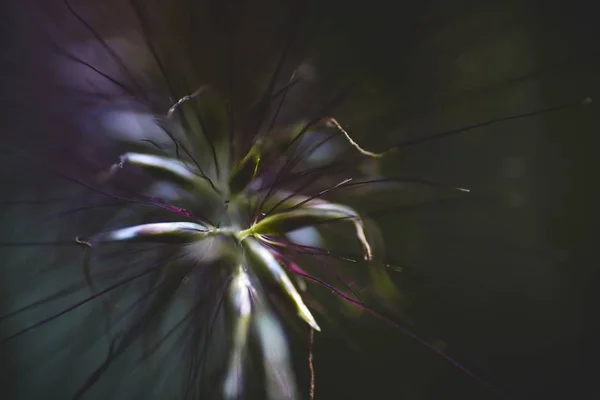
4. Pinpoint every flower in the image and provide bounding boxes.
[75,84,385,398]
[2,1,590,399]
